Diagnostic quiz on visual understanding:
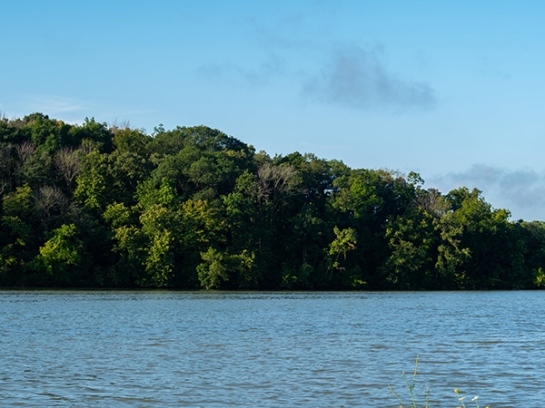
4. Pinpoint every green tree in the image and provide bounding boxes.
[33,224,85,286]
[104,202,146,286]
[68,117,113,152]
[381,208,438,289]
[0,185,39,284]
[517,221,545,287]
[197,247,230,289]
[435,187,517,289]
[222,166,300,288]
[331,168,415,288]
[327,226,360,286]
[74,149,111,212]
[196,247,258,290]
